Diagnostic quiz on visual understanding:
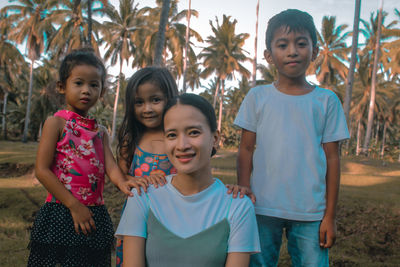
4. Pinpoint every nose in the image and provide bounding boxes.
[176,134,191,151]
[82,84,90,95]
[143,102,152,113]
[288,43,298,57]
